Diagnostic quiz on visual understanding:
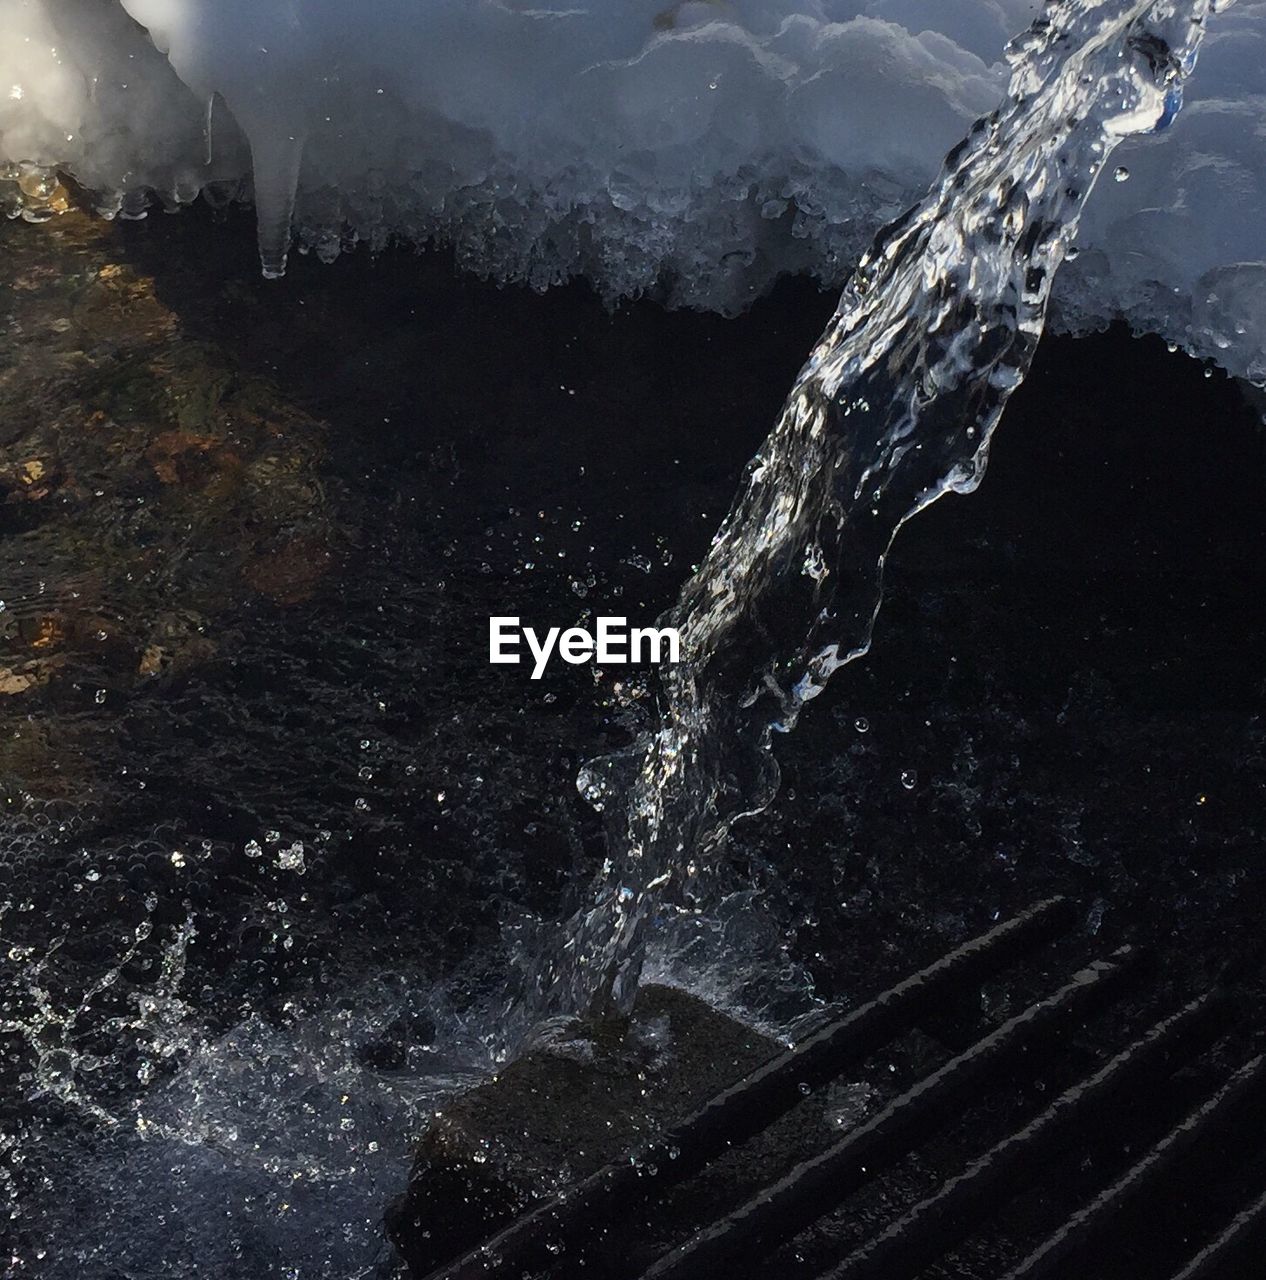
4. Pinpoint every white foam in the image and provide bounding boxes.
[2,1,1262,376]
